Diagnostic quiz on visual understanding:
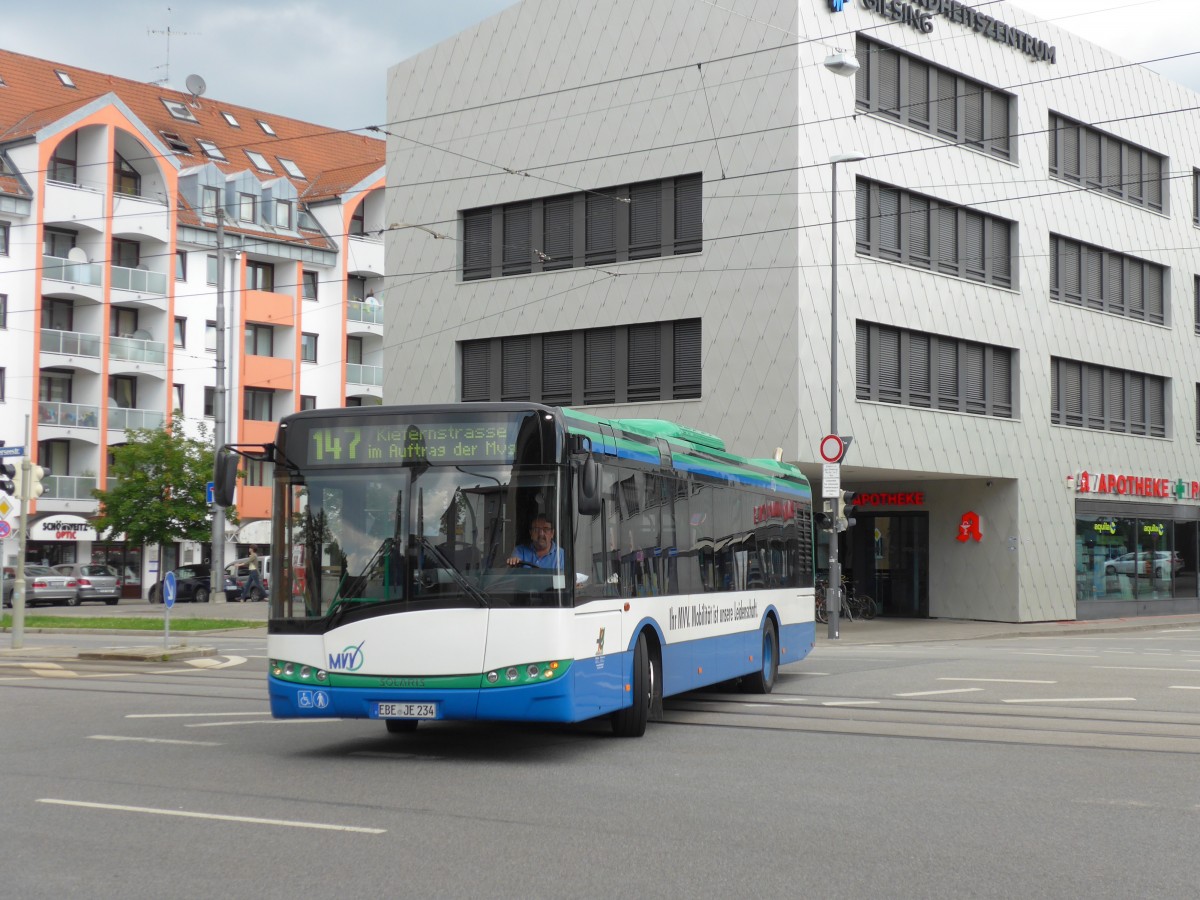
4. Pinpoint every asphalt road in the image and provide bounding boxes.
[1,627,1199,898]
